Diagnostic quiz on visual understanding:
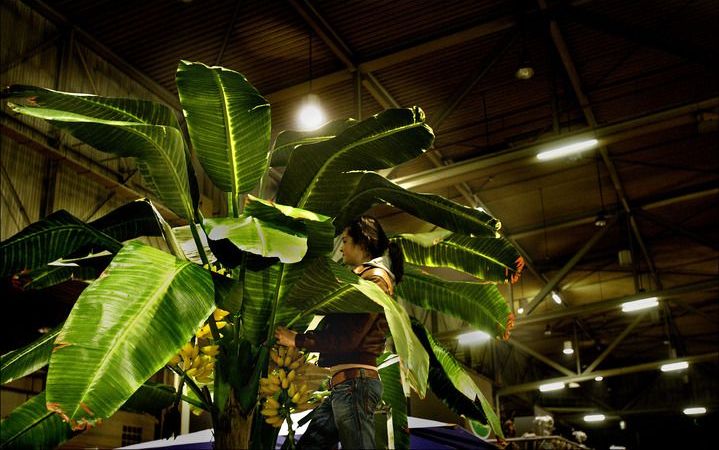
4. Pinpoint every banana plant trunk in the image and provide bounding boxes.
[214,394,253,450]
